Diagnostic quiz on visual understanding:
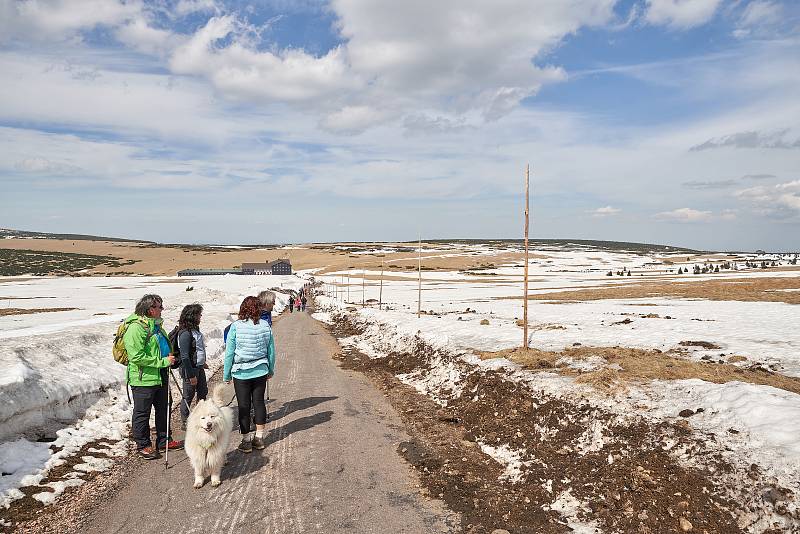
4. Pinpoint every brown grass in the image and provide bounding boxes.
[0,307,78,316]
[0,238,534,276]
[479,346,800,395]
[511,277,800,305]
